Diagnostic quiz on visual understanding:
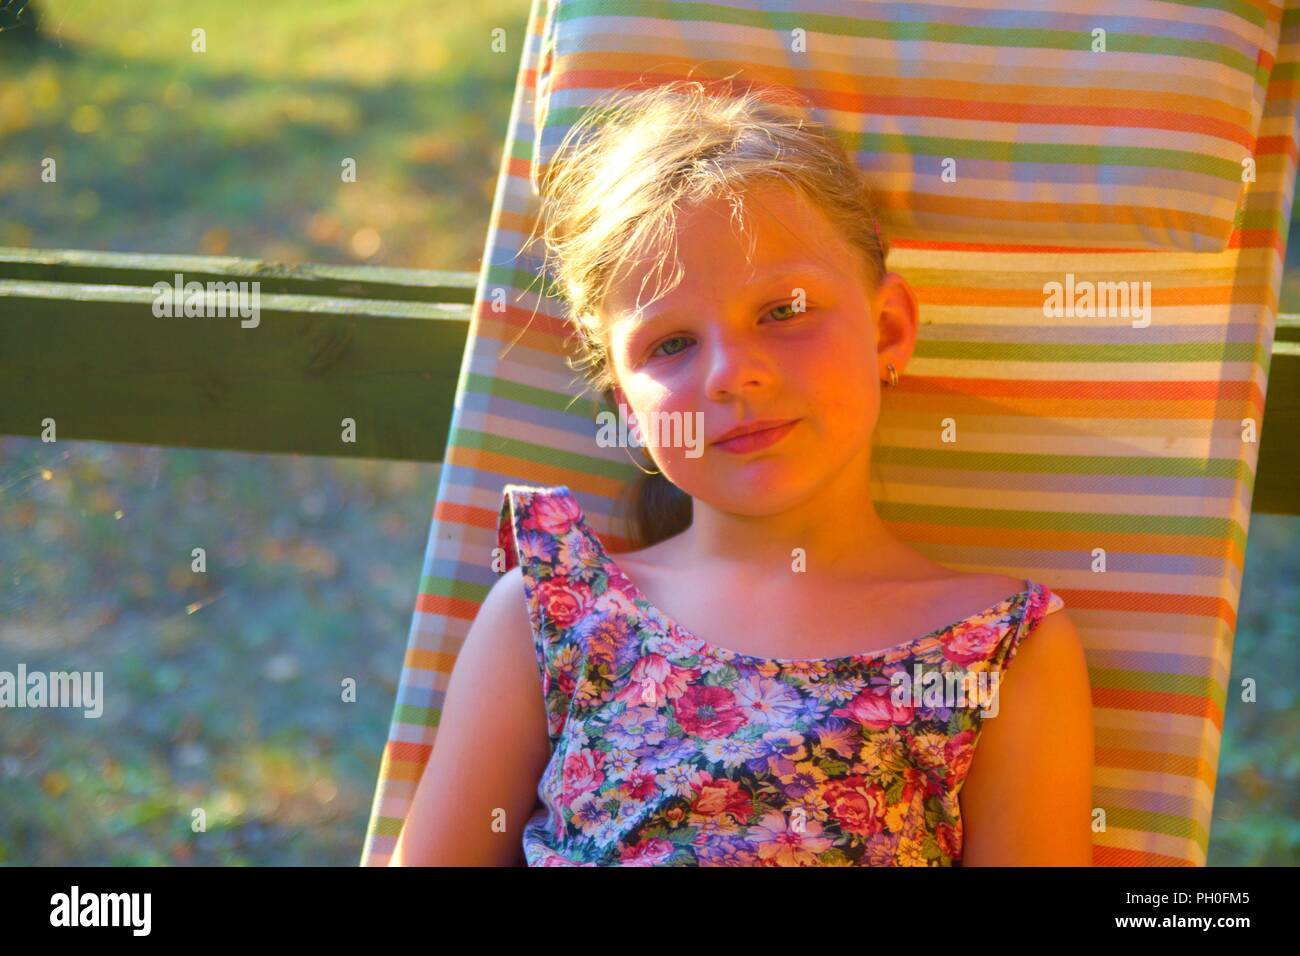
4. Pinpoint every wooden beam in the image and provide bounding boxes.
[0,246,476,305]
[0,277,470,462]
[1258,318,1298,515]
